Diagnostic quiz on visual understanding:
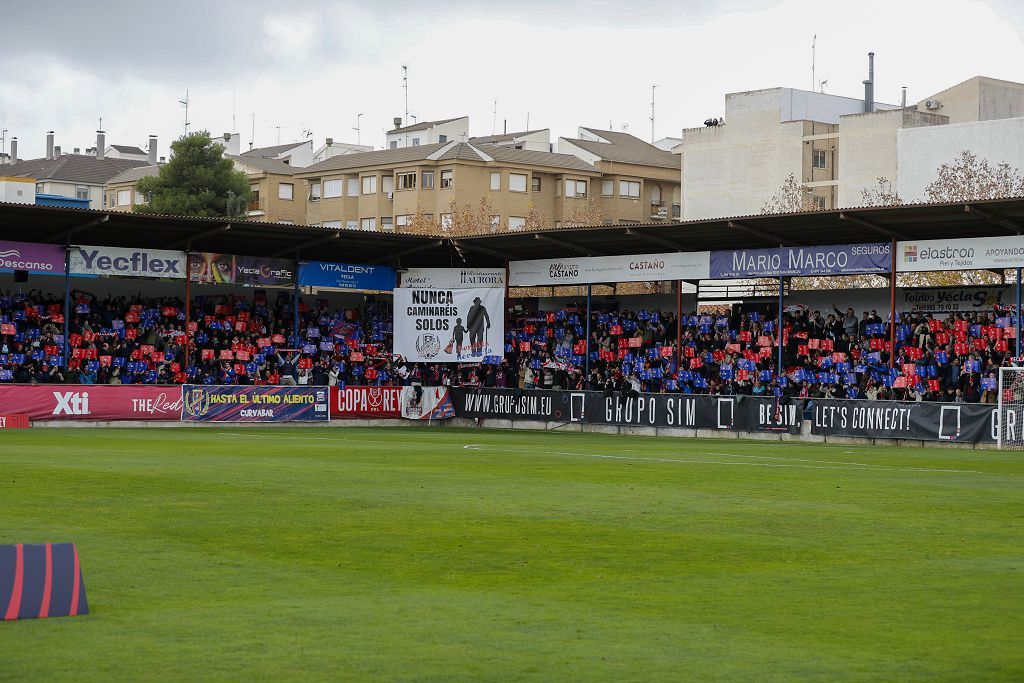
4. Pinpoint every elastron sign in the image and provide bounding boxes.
[896,235,1024,272]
